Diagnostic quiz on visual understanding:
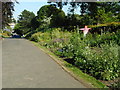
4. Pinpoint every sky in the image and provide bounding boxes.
[13,0,80,20]
[13,1,48,20]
